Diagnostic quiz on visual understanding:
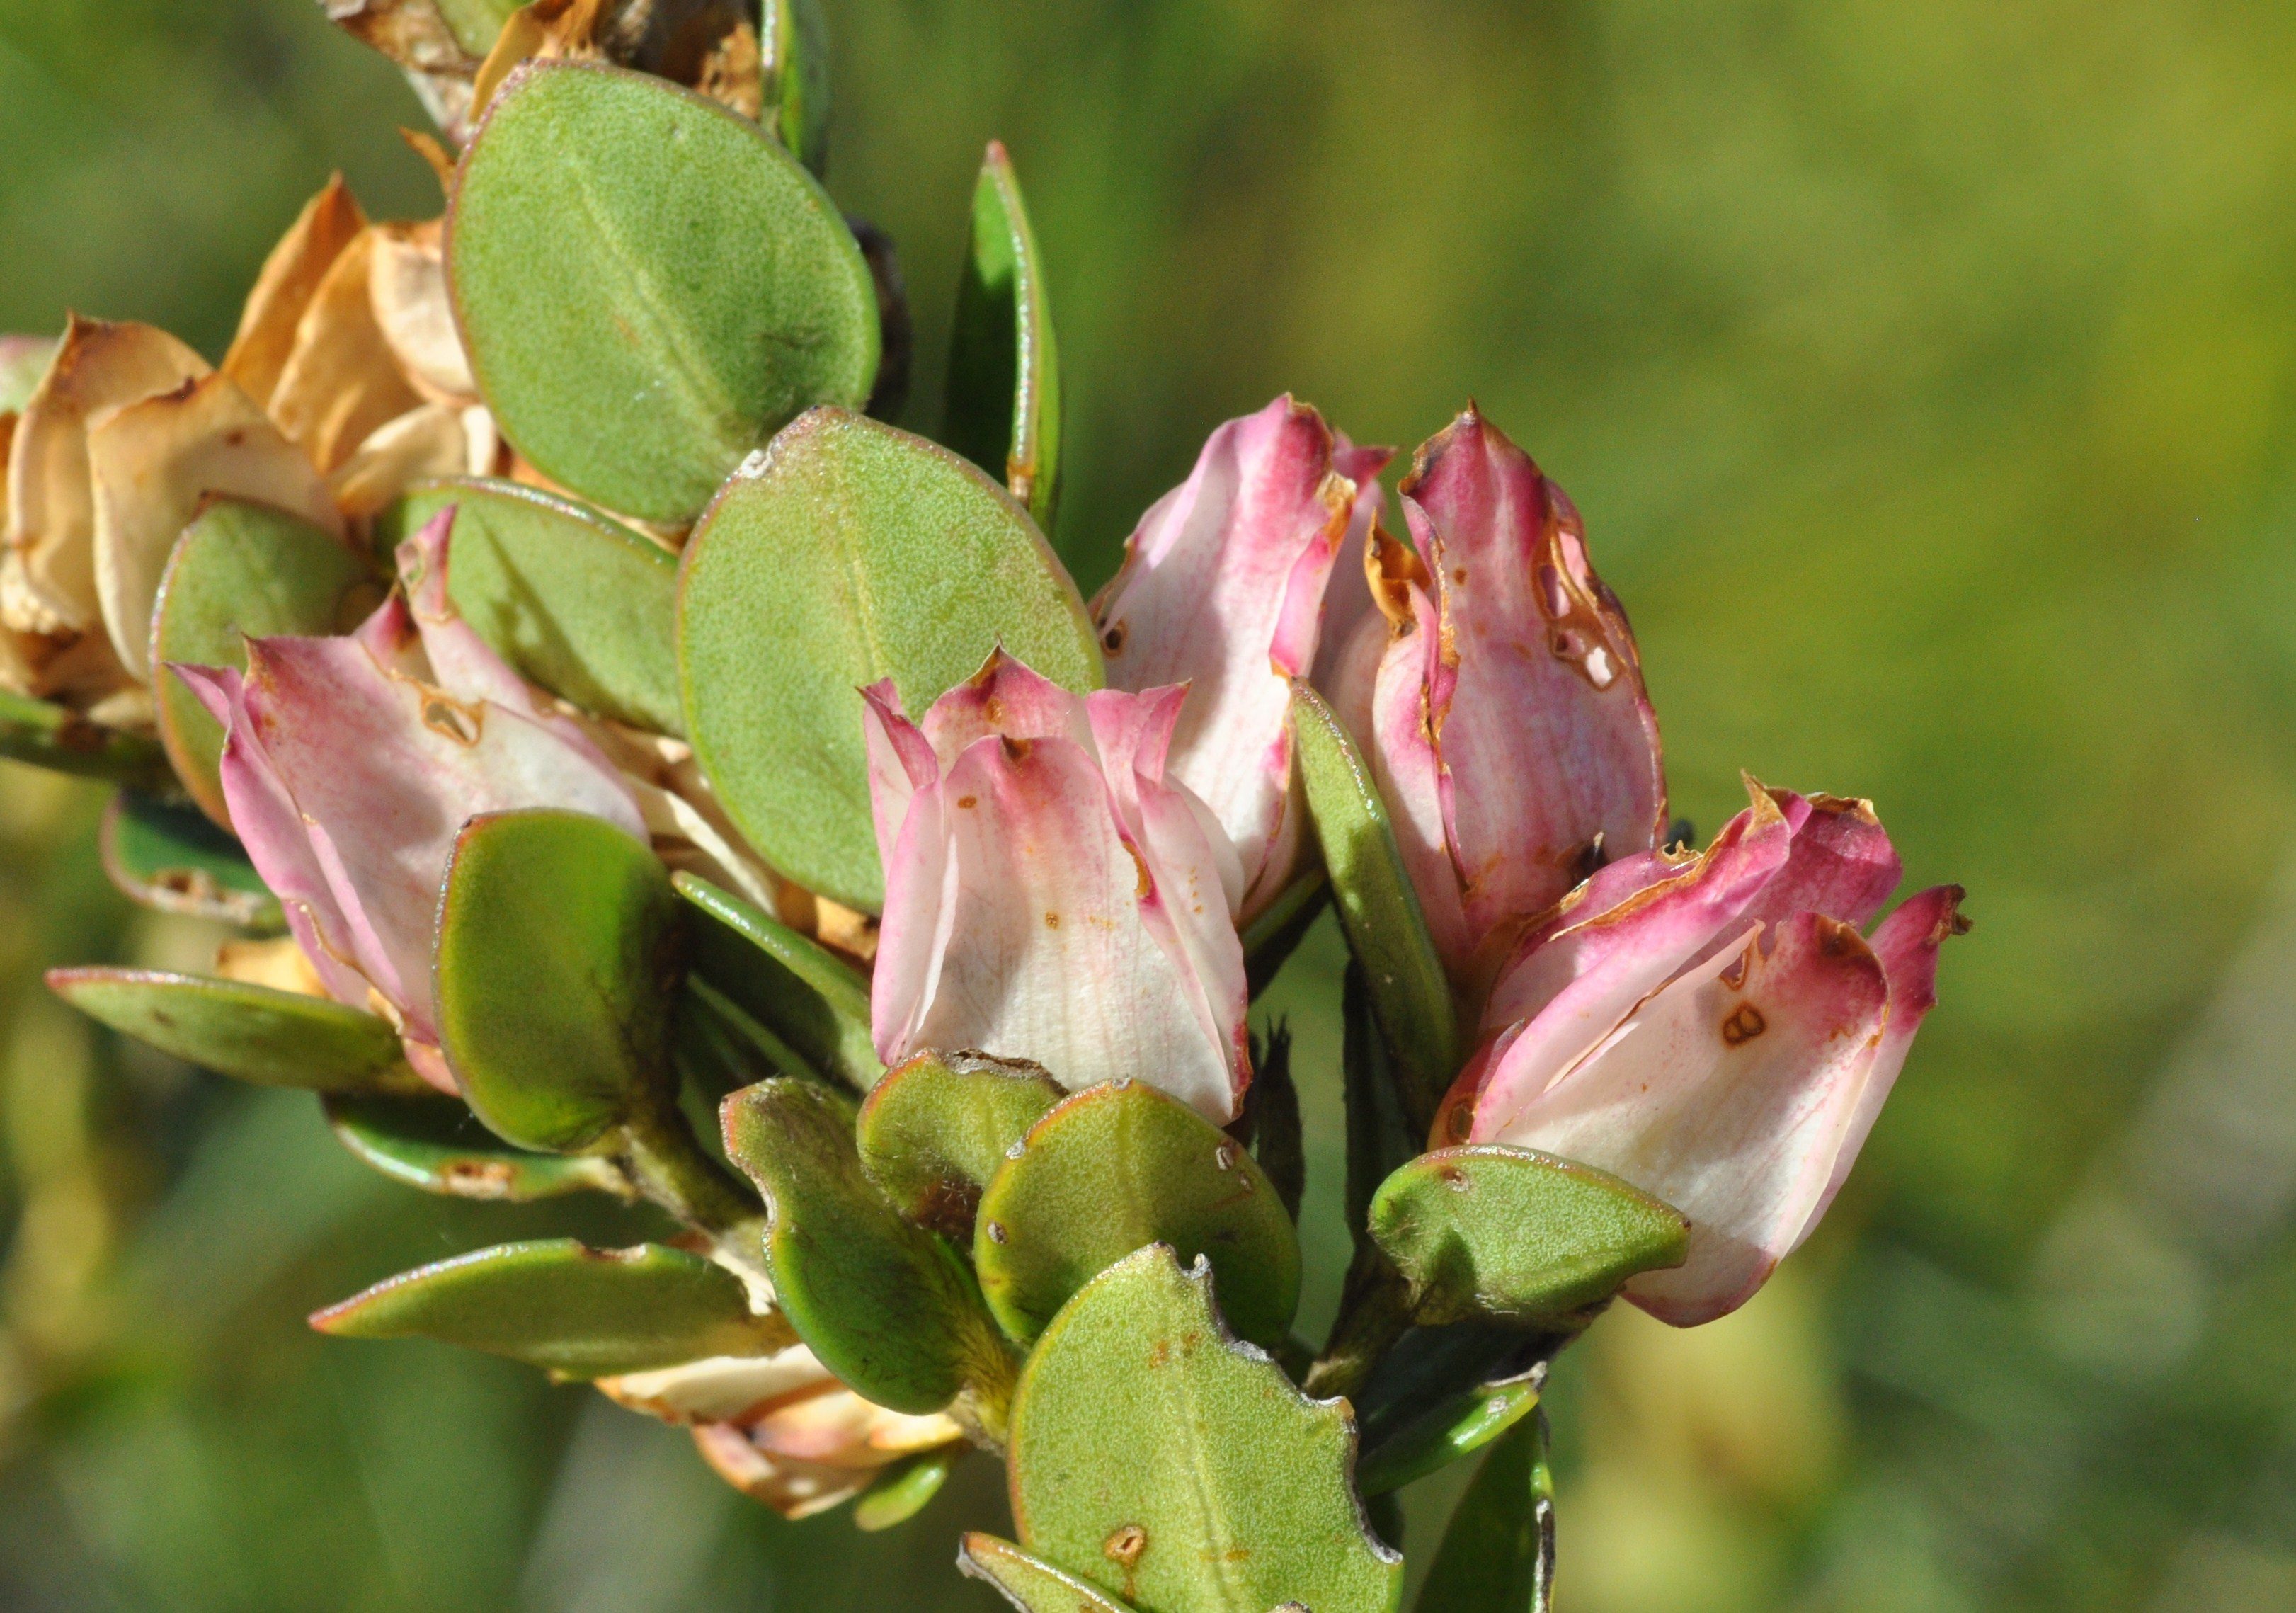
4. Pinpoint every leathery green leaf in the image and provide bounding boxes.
[1369,1146,1688,1328]
[0,688,172,790]
[378,480,682,736]
[45,967,419,1093]
[100,790,282,930]
[976,1081,1300,1350]
[1291,682,1458,1133]
[1413,1412,1554,1613]
[323,1093,634,1202]
[722,1078,1010,1416]
[674,871,879,1088]
[1008,1246,1401,1613]
[678,406,1100,909]
[1356,1361,1541,1497]
[310,1238,789,1377]
[448,62,878,522]
[758,0,828,174]
[852,1448,955,1532]
[152,495,379,825]
[855,1049,1064,1238]
[433,809,681,1153]
[944,142,1062,535]
[958,1534,1140,1613]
